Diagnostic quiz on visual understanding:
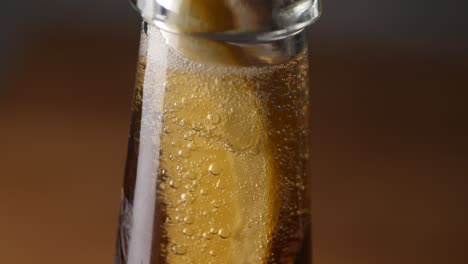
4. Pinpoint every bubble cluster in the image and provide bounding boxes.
[149,48,310,263]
